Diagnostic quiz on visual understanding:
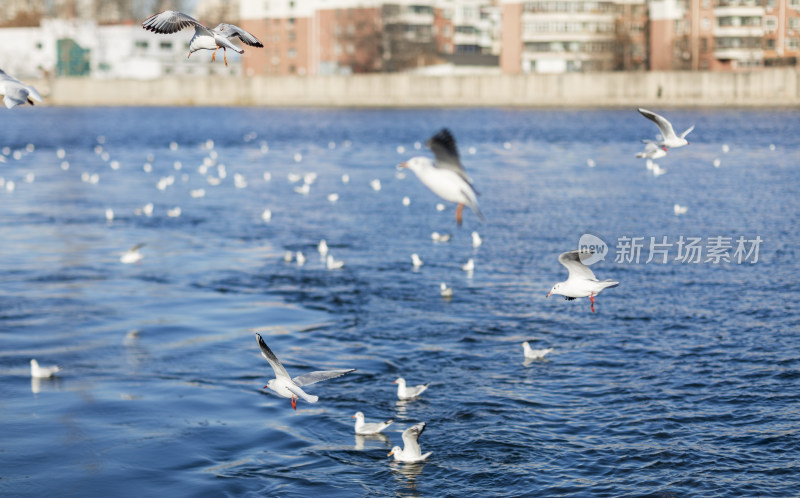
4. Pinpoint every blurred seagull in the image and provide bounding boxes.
[142,11,263,66]
[30,359,60,378]
[120,243,145,264]
[547,250,618,313]
[0,69,42,109]
[411,253,423,269]
[394,377,429,400]
[472,231,482,248]
[399,129,484,226]
[318,239,328,257]
[638,108,694,149]
[461,258,475,272]
[388,422,432,463]
[522,342,553,360]
[673,204,688,216]
[636,141,667,160]
[353,412,393,435]
[256,333,355,410]
[326,254,344,270]
[440,282,453,298]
